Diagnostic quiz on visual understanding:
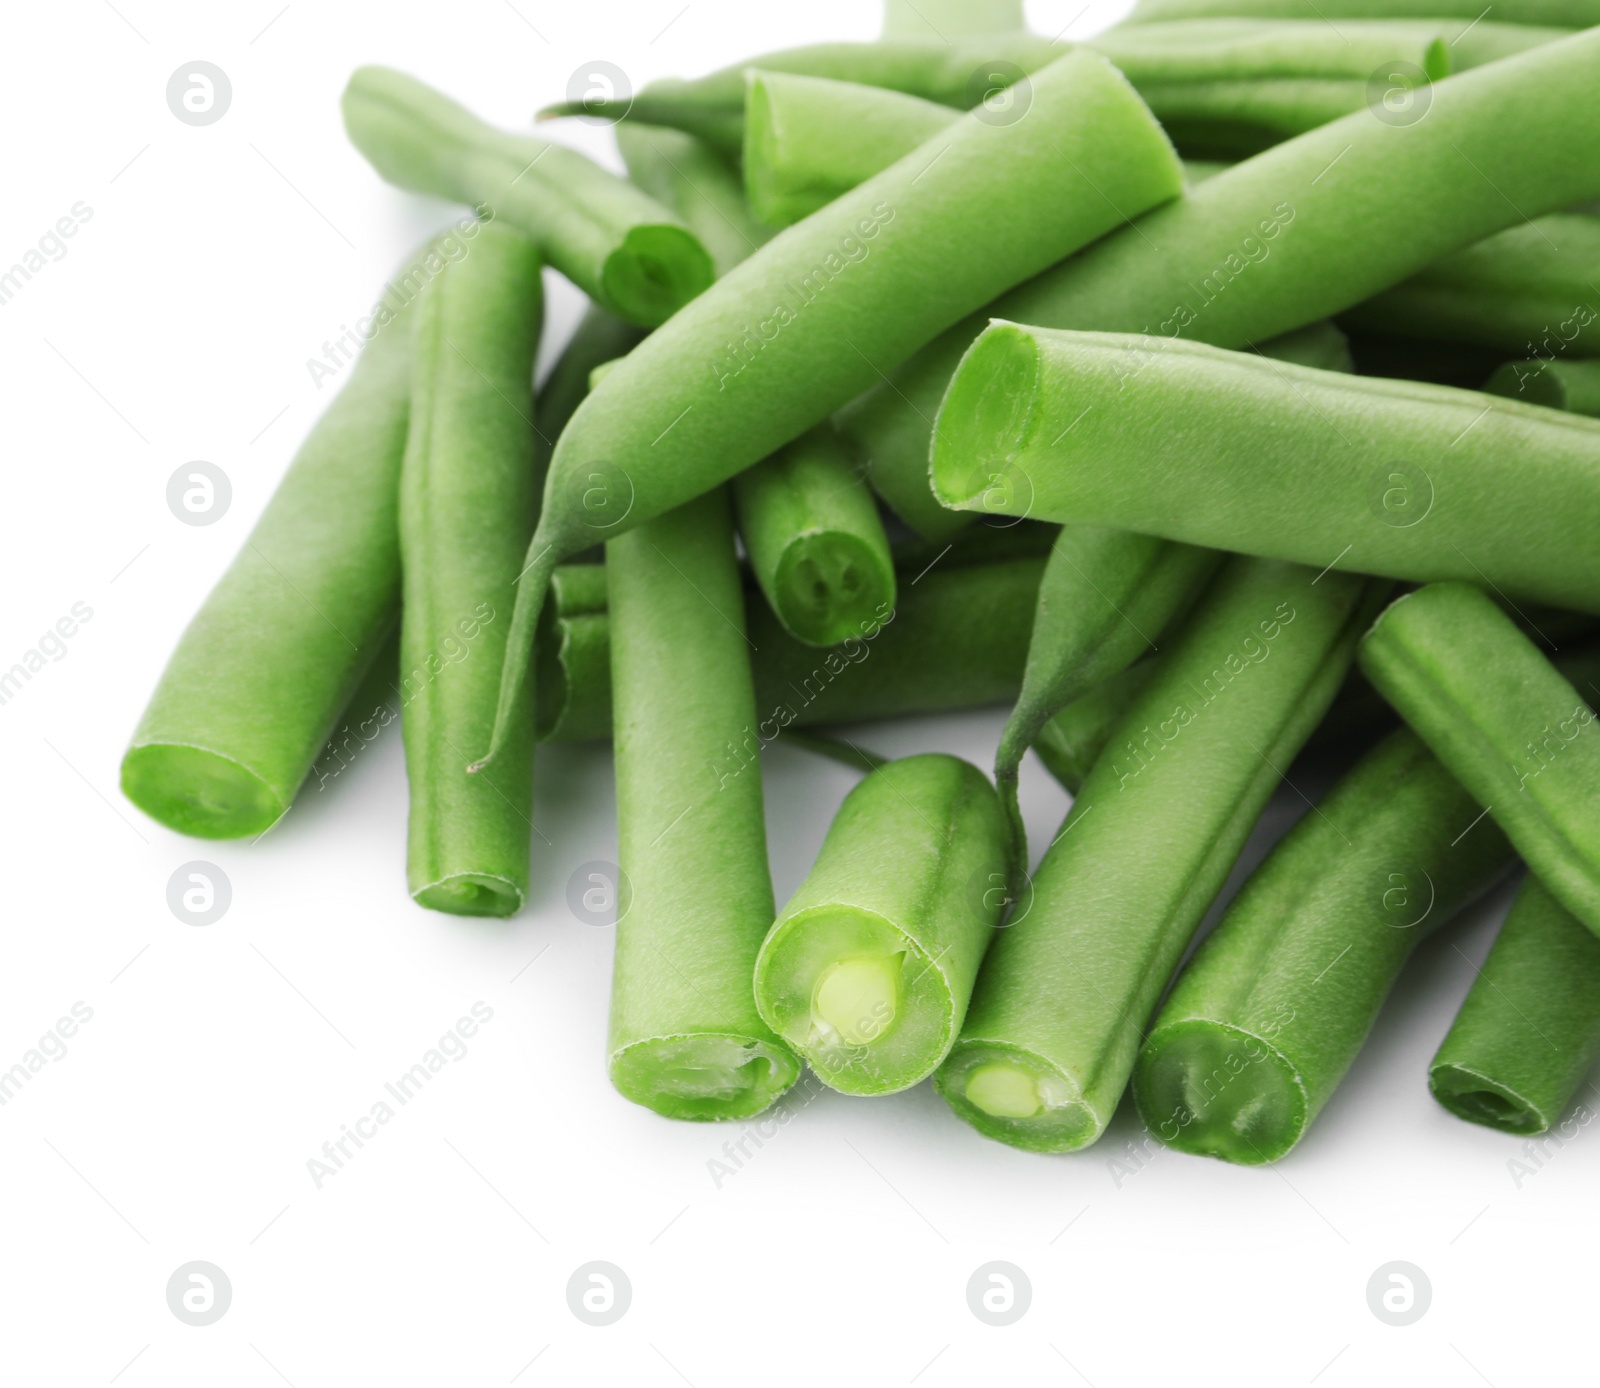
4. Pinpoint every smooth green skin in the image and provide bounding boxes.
[733,423,896,647]
[1488,358,1600,416]
[122,241,433,838]
[606,490,800,1120]
[1343,215,1600,356]
[743,73,955,229]
[538,552,1047,743]
[1032,661,1160,796]
[342,67,711,327]
[399,224,542,917]
[479,49,1184,769]
[844,27,1600,539]
[753,753,1008,1095]
[994,530,1221,875]
[533,306,645,483]
[935,558,1381,1152]
[882,0,1025,40]
[1135,728,1515,1165]
[539,34,1063,159]
[1359,582,1600,938]
[1431,874,1600,1135]
[1125,0,1599,25]
[933,326,1600,613]
[615,122,775,278]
